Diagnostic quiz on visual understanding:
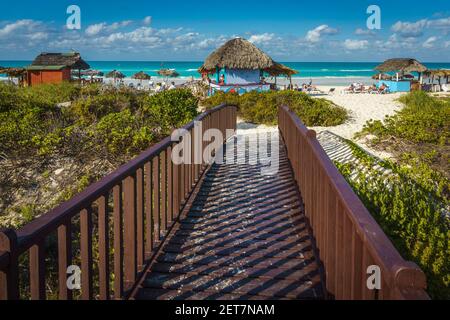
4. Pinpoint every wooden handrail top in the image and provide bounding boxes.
[279,105,427,291]
[15,103,236,255]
